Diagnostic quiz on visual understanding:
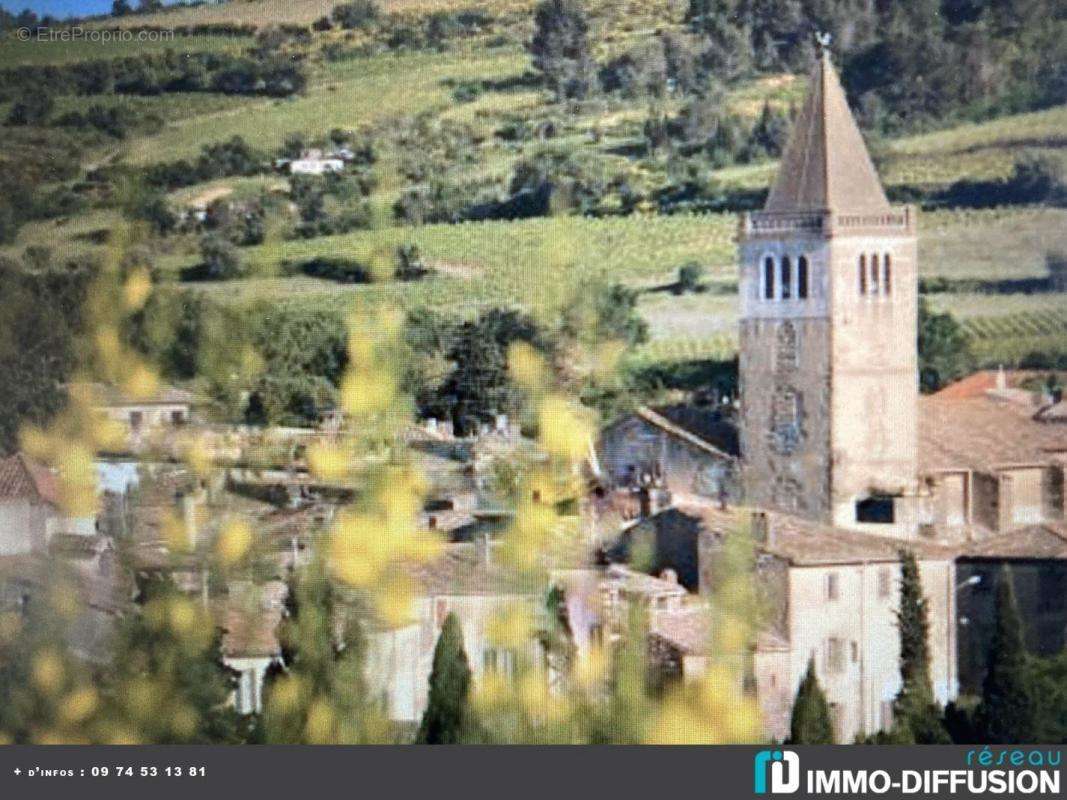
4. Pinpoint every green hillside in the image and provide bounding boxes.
[1,0,1065,406]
